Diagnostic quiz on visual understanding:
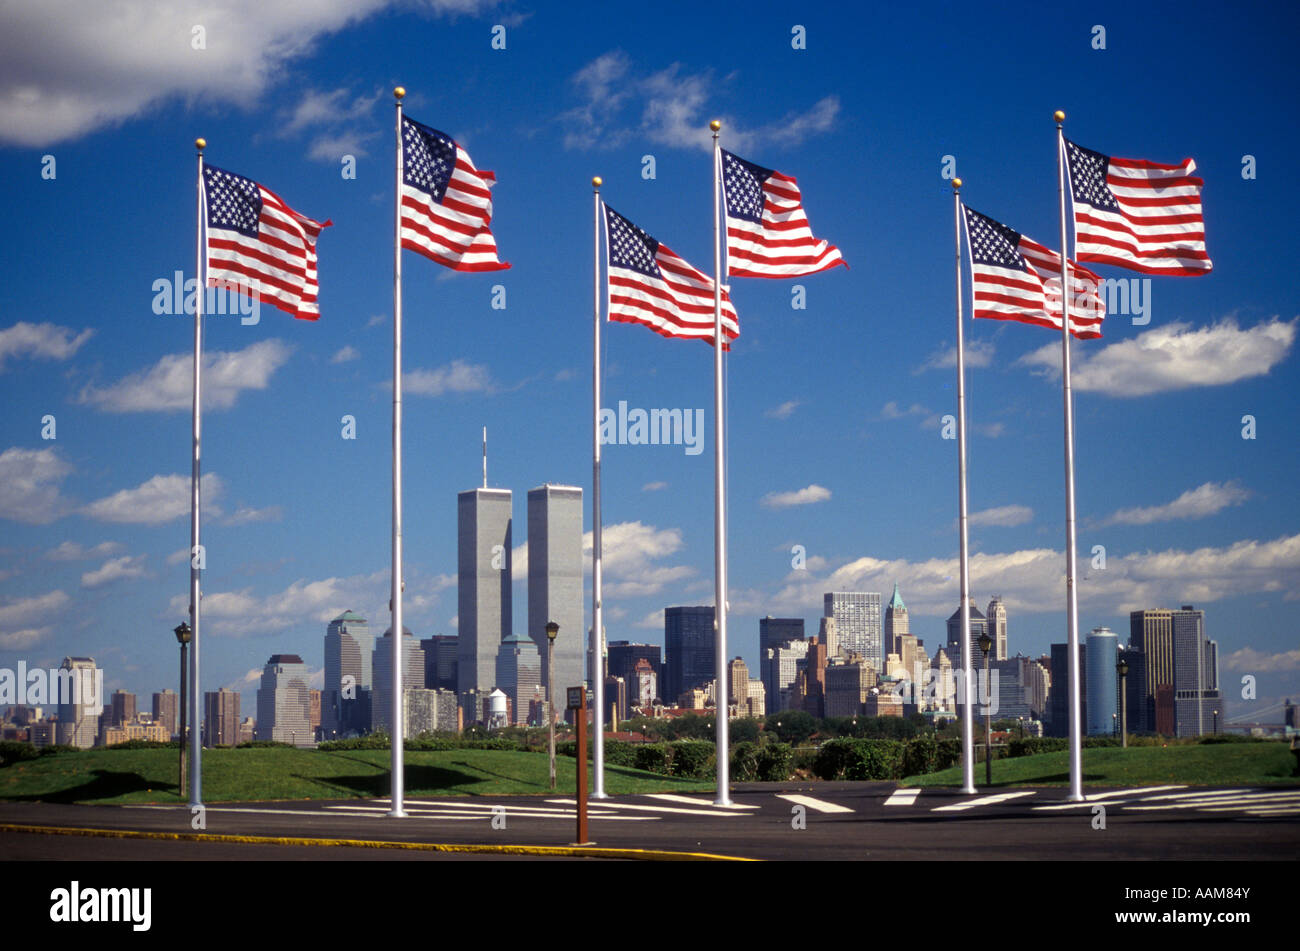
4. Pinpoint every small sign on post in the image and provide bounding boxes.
[568,686,592,846]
